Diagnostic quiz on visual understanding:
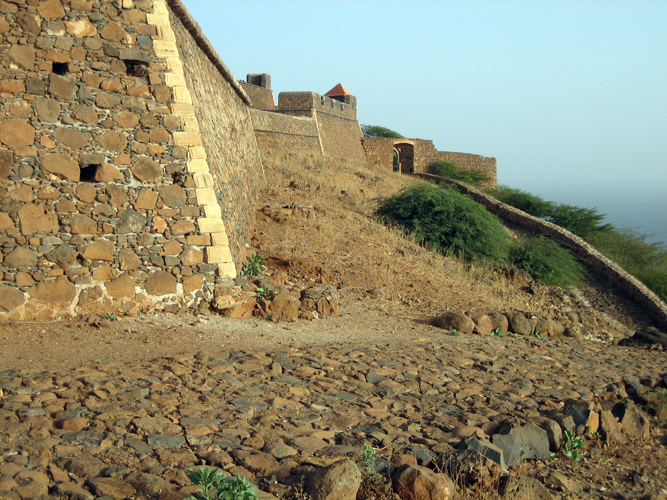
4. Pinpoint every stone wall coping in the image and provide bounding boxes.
[166,0,251,106]
[415,173,667,329]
